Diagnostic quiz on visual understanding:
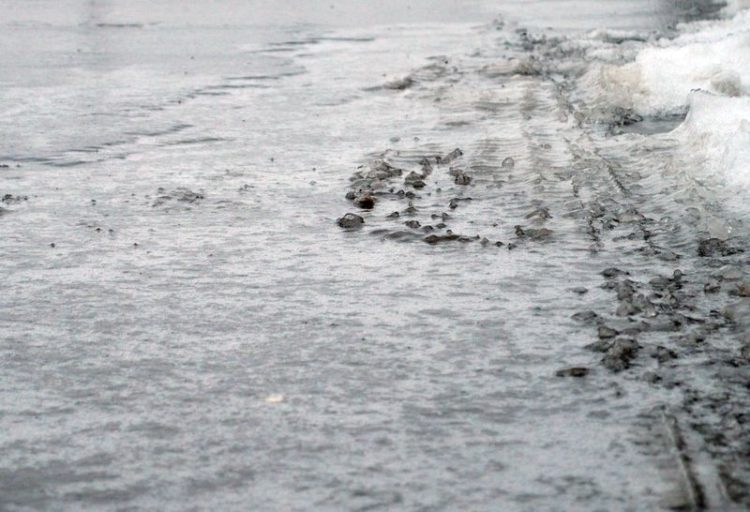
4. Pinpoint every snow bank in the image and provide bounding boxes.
[674,91,750,190]
[581,9,750,116]
[575,3,750,209]
[725,0,750,16]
